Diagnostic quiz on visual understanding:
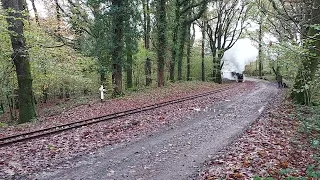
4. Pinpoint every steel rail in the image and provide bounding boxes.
[0,85,235,147]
